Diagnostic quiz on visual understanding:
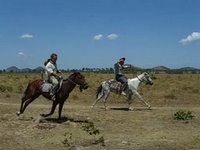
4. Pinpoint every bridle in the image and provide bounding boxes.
[137,73,151,84]
[67,77,86,87]
[137,75,143,82]
[67,78,77,85]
